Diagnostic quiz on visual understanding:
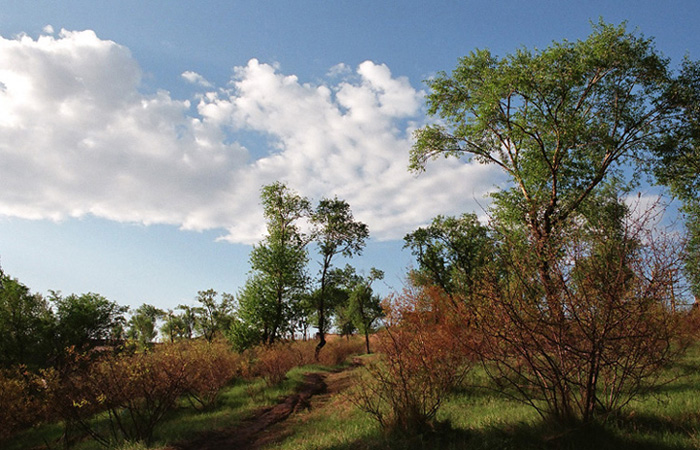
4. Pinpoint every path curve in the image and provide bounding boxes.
[171,372,328,450]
